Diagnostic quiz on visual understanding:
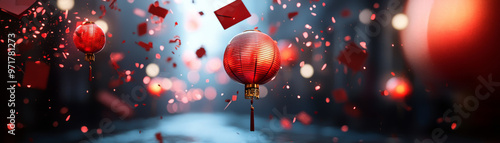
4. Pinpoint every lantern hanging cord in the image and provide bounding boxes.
[250,98,254,131]
[89,62,92,81]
